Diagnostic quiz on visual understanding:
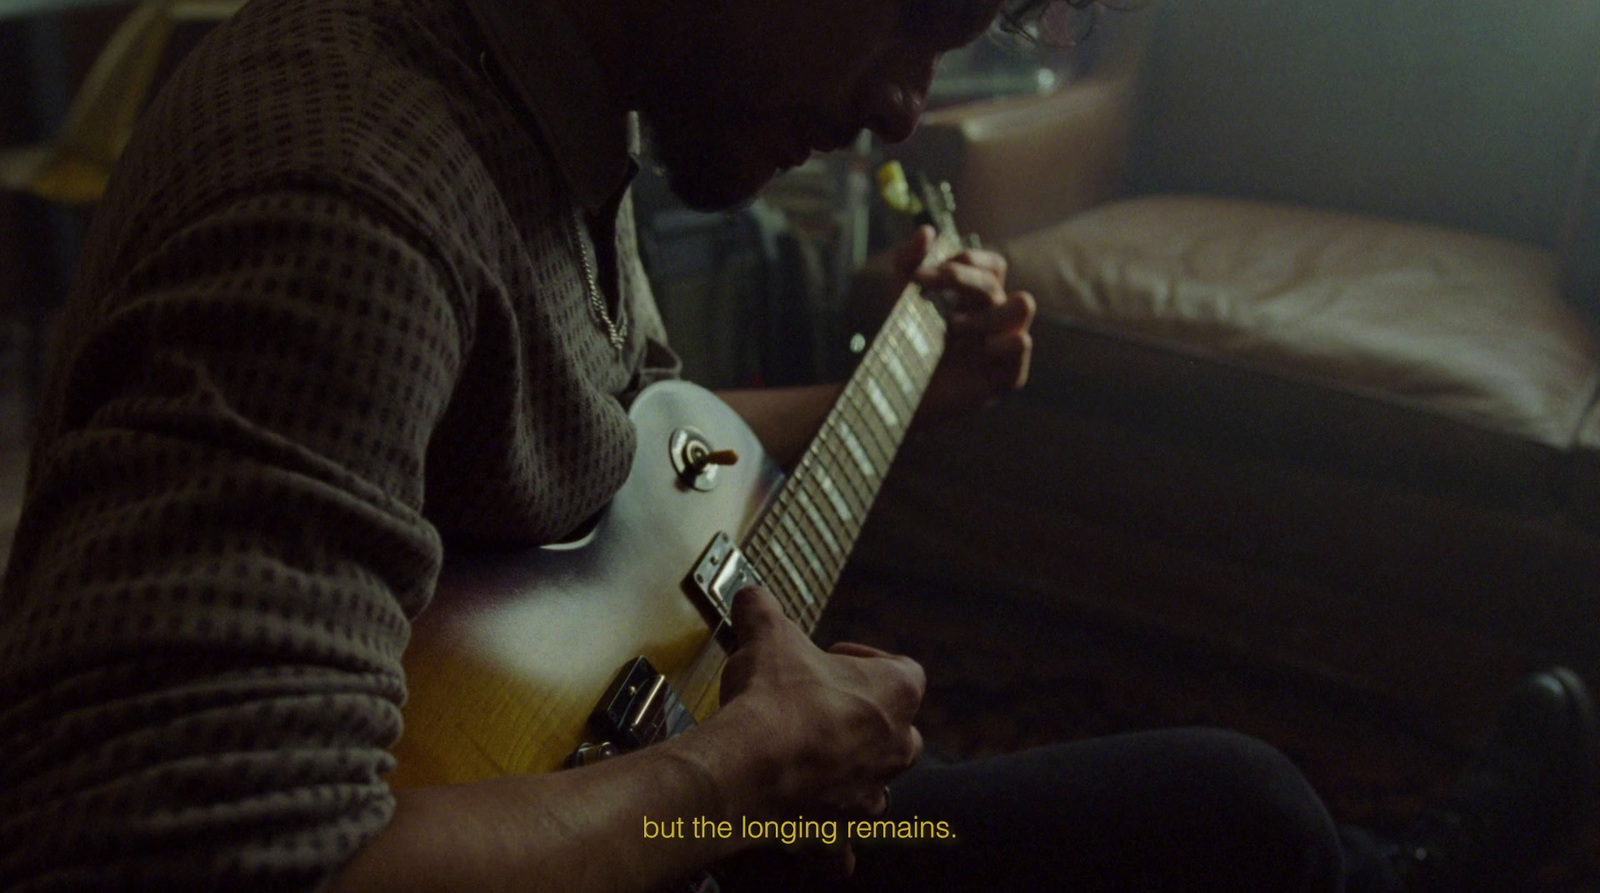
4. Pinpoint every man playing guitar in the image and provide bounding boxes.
[1,0,1593,891]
